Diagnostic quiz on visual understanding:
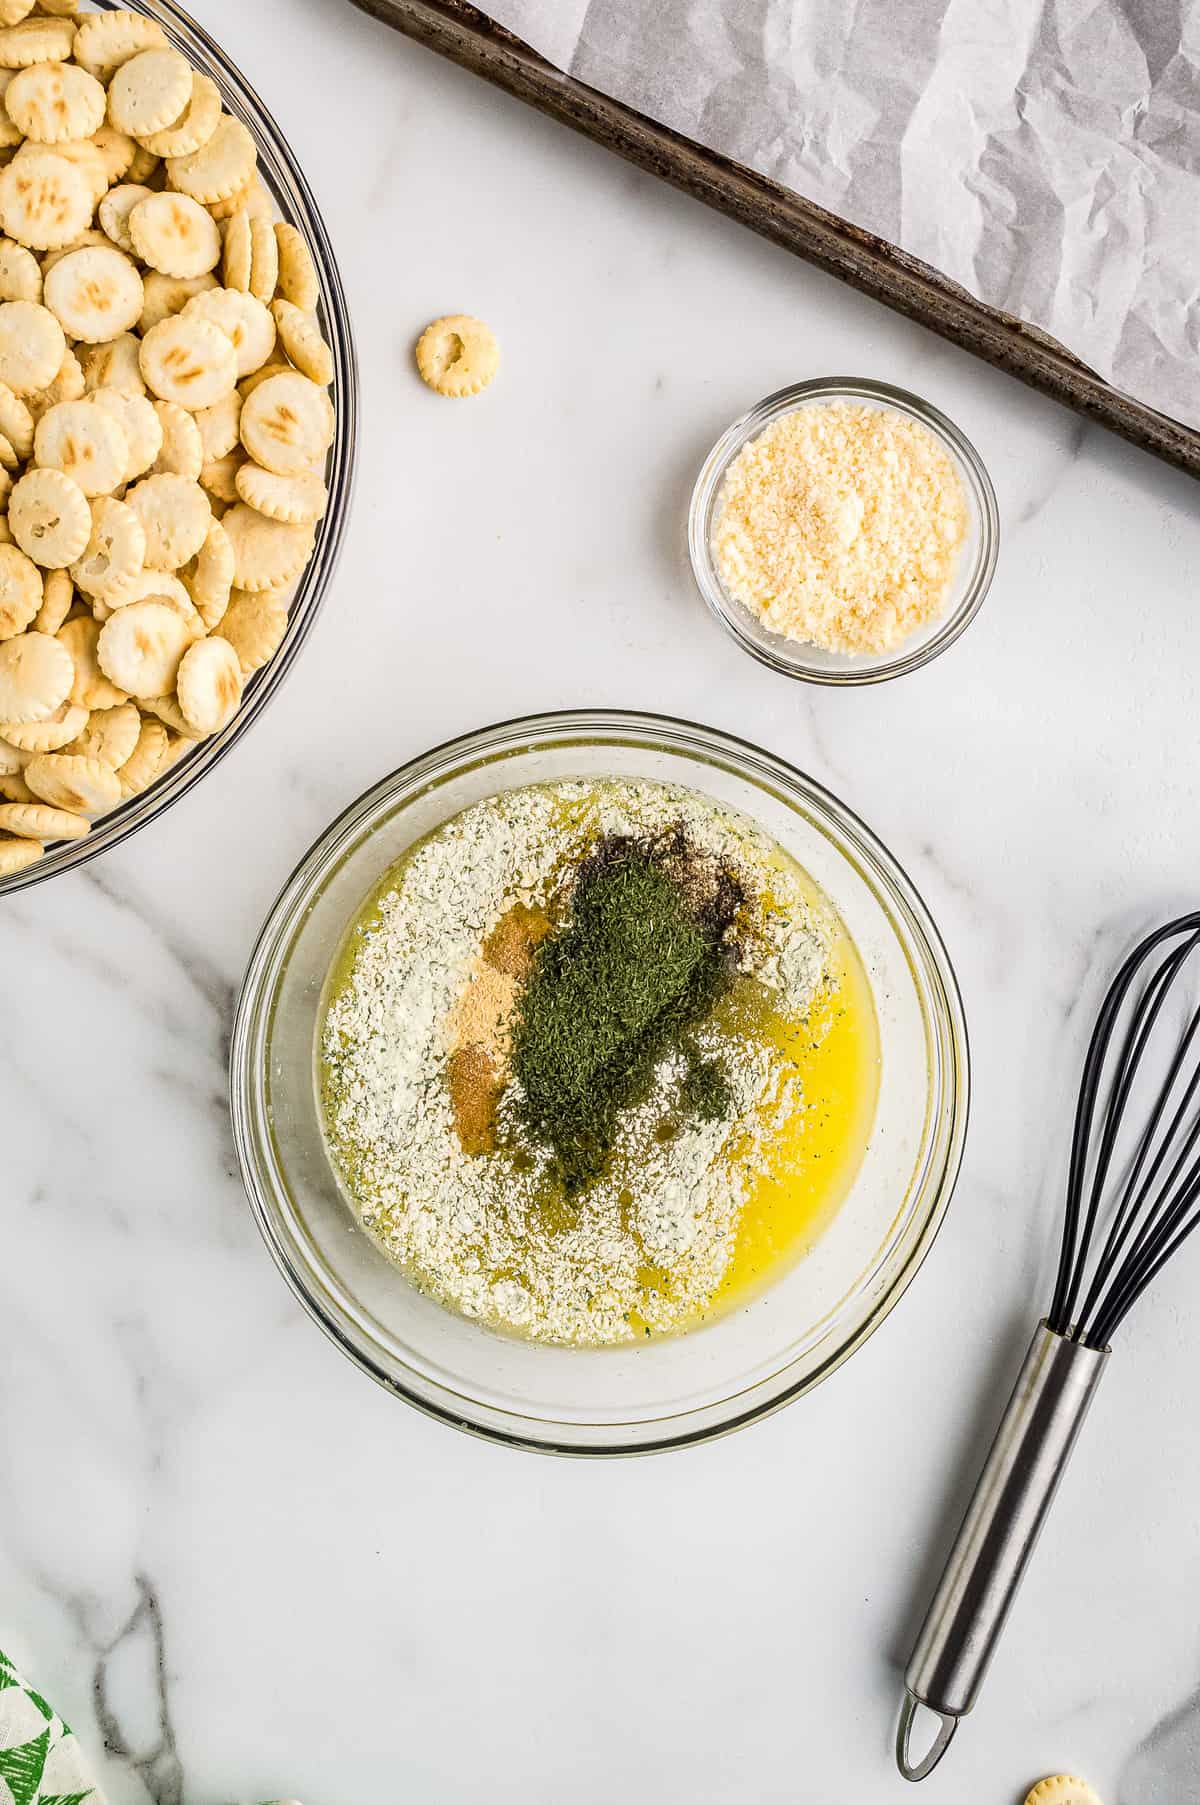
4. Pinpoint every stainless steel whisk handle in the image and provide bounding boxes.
[896,1322,1110,1781]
